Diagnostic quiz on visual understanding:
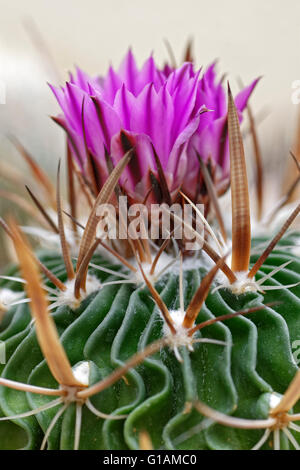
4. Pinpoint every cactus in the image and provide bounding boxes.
[0,49,300,451]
